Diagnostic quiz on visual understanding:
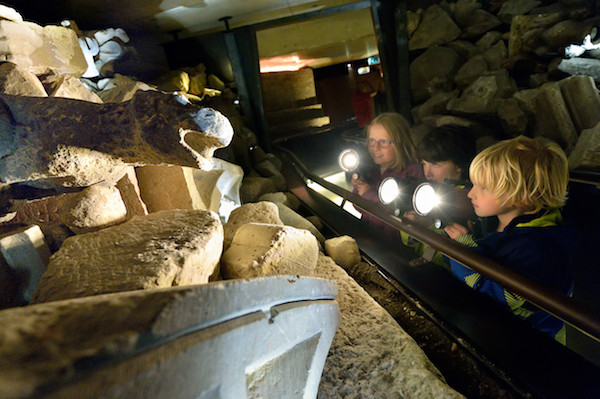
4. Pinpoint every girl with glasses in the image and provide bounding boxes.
[351,113,424,230]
